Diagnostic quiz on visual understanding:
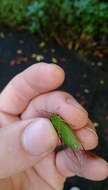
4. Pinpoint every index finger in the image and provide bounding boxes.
[22,91,88,129]
[0,63,65,115]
